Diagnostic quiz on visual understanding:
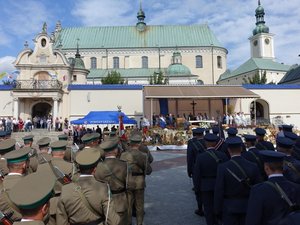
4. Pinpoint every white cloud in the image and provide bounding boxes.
[0,56,16,73]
